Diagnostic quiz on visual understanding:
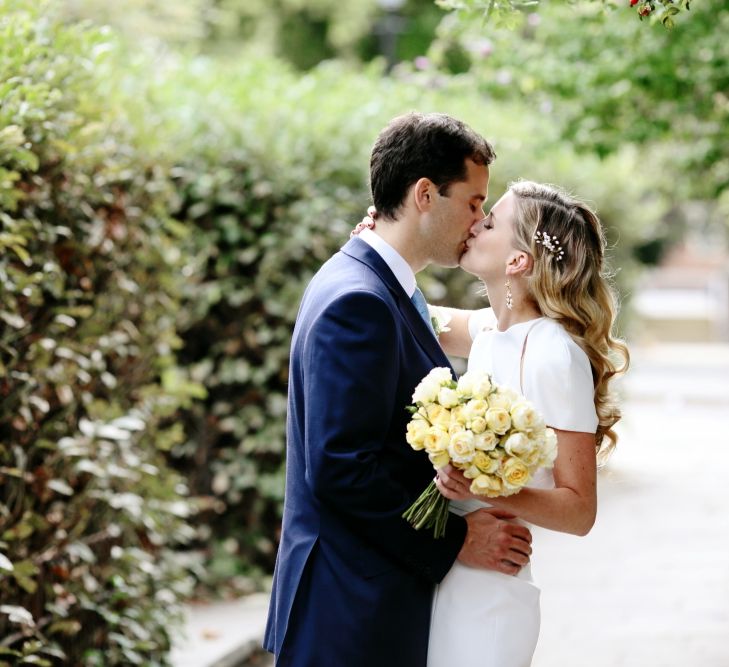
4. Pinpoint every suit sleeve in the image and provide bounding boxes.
[302,289,466,583]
